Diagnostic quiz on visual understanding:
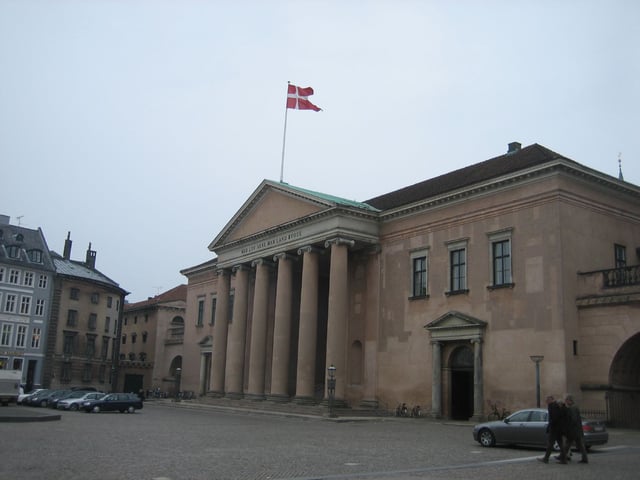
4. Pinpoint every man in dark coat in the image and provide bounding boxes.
[562,394,589,464]
[539,395,566,463]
